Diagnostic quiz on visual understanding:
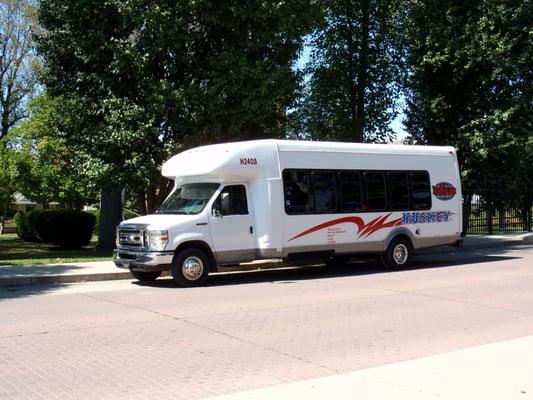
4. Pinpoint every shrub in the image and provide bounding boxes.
[14,211,23,239]
[85,209,100,234]
[15,210,42,242]
[34,210,96,249]
[123,208,139,220]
